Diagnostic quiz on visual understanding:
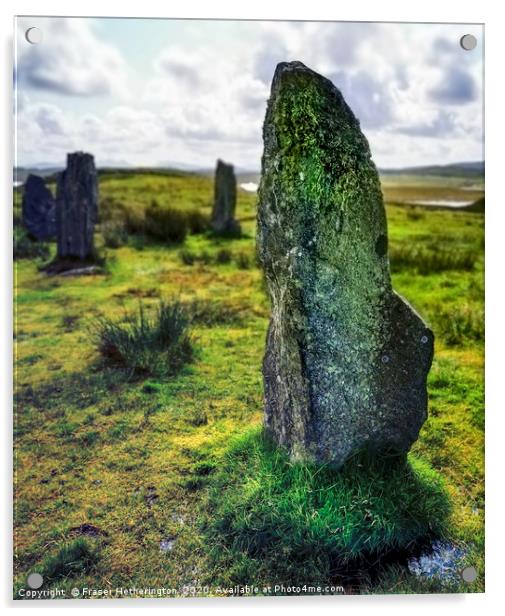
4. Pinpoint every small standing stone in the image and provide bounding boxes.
[211,159,240,235]
[21,174,56,240]
[56,152,98,260]
[257,61,434,467]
